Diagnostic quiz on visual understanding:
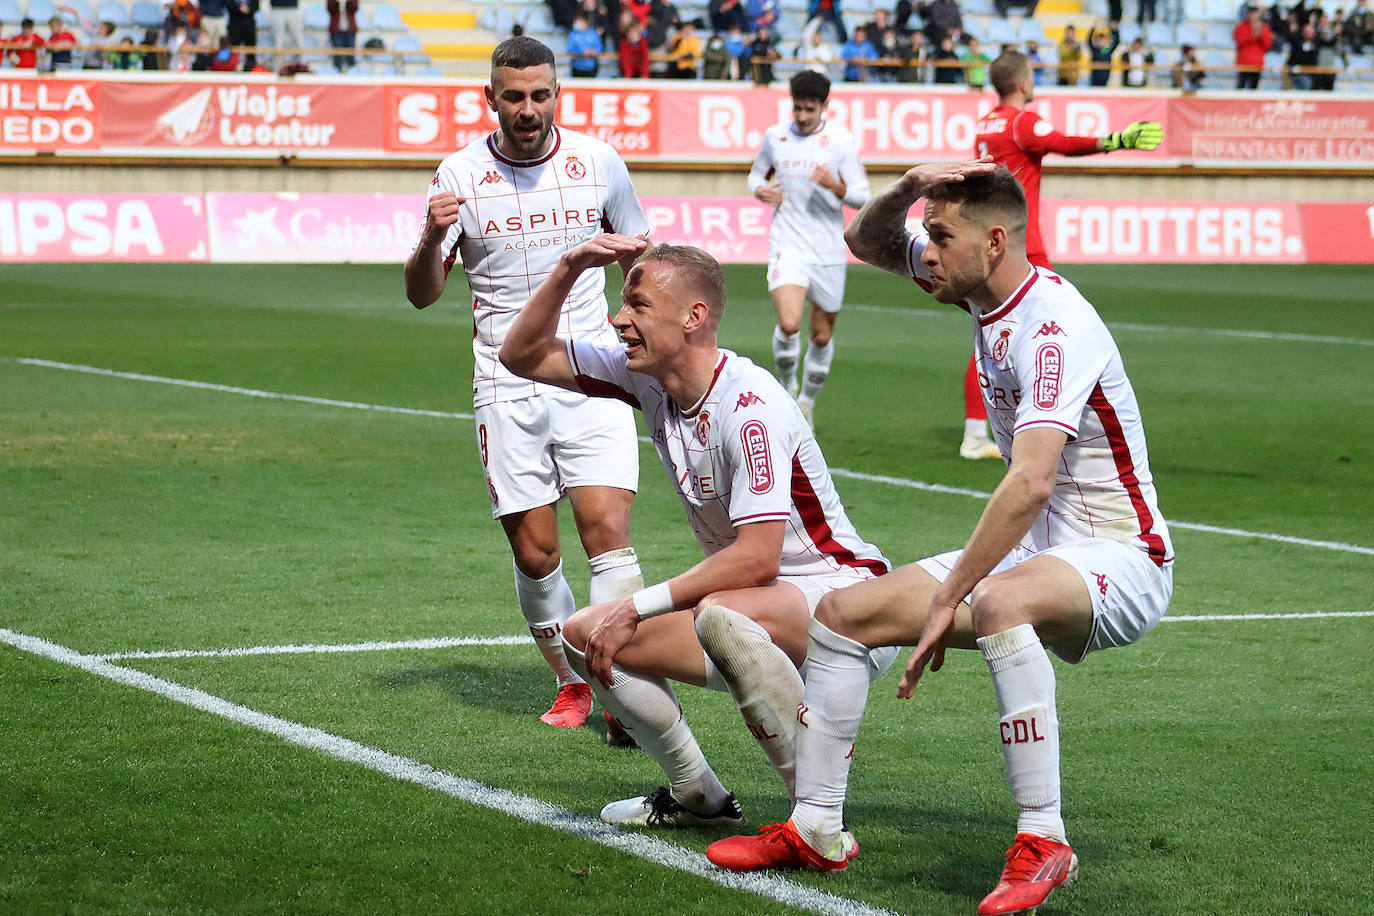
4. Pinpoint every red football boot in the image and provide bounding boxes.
[539,683,591,727]
[977,833,1079,915]
[706,820,857,873]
